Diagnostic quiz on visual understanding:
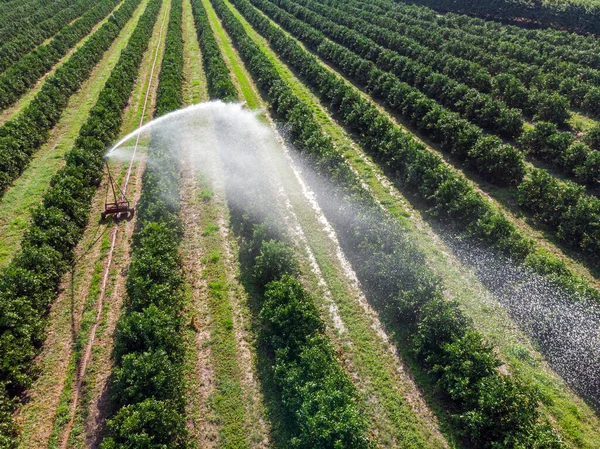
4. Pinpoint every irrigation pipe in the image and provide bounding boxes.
[58,2,170,446]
